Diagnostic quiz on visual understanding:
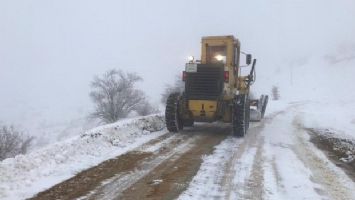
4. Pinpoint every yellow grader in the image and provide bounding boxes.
[165,35,268,137]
